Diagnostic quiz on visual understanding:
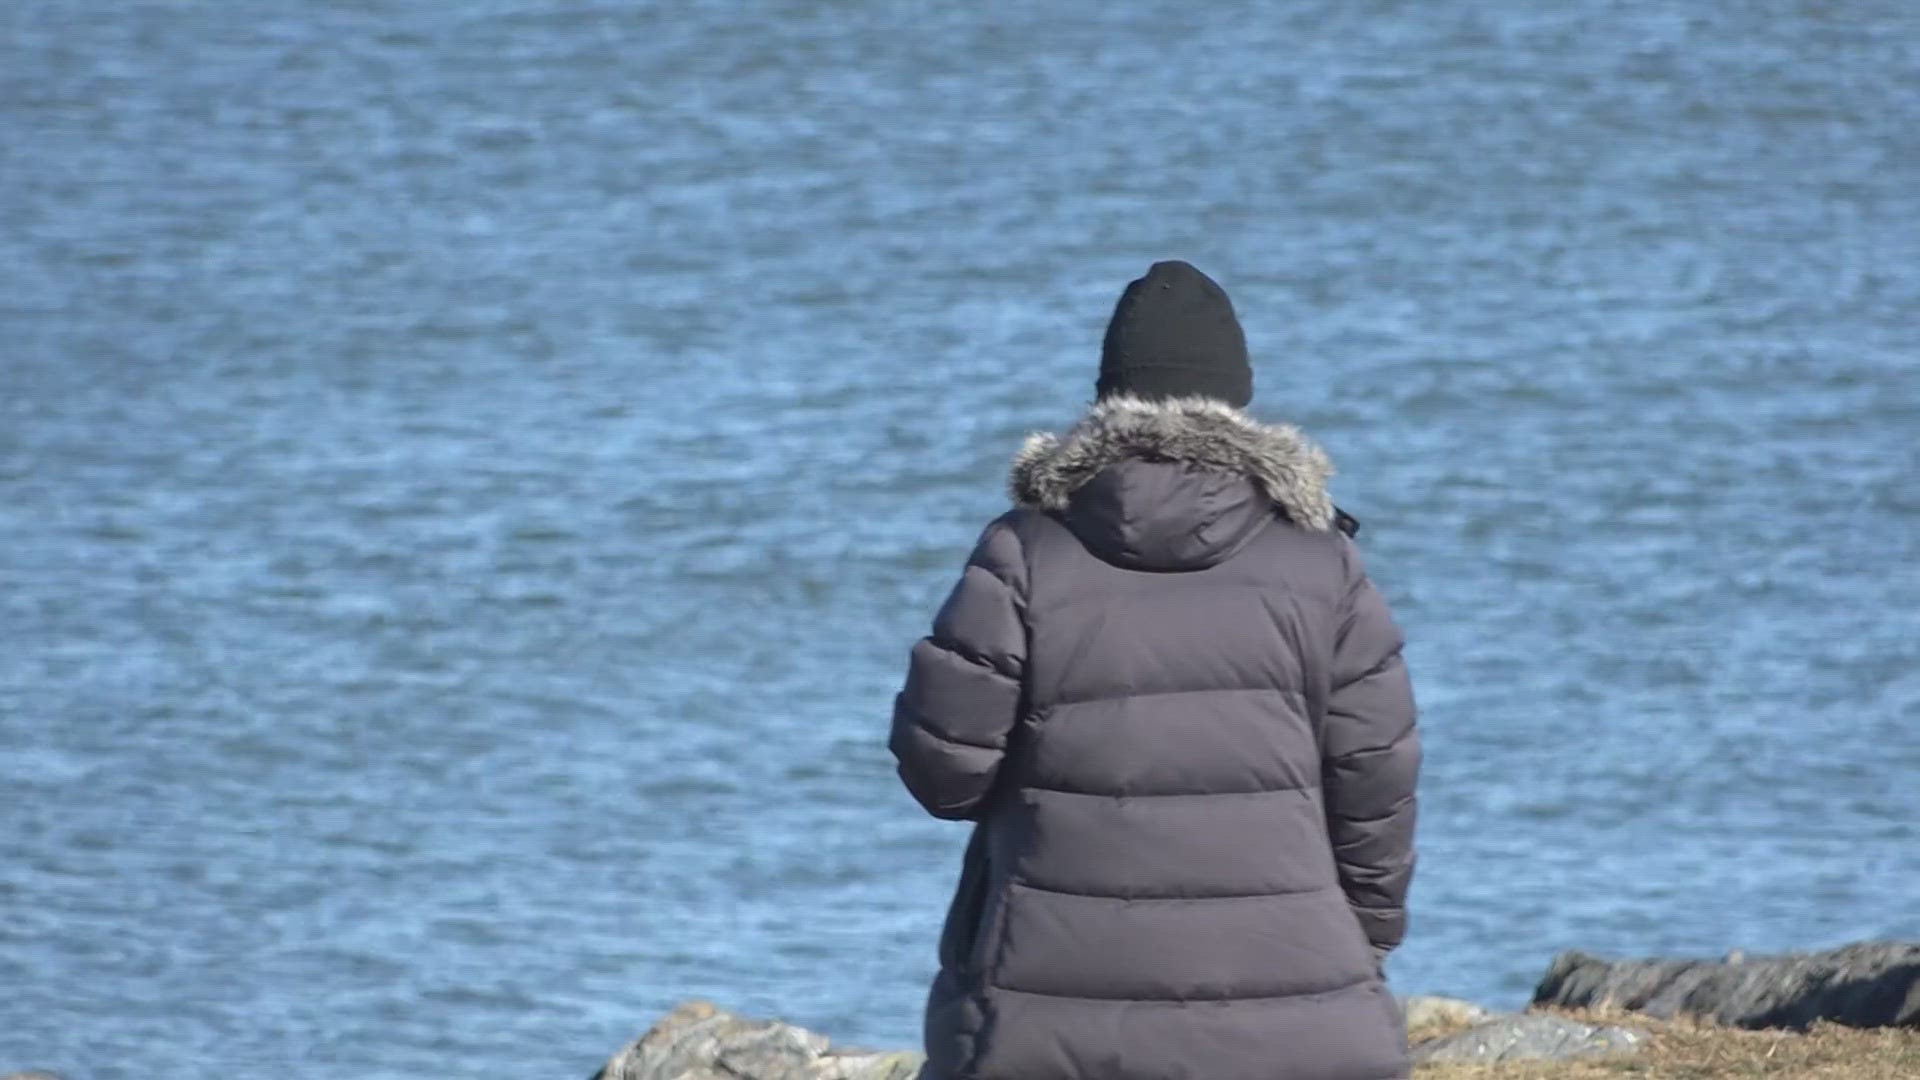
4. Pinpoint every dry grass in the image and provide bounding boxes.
[1411,1009,1920,1080]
